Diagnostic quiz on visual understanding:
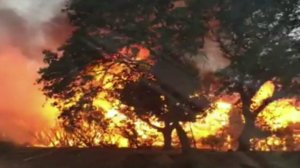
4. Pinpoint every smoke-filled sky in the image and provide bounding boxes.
[0,0,69,143]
